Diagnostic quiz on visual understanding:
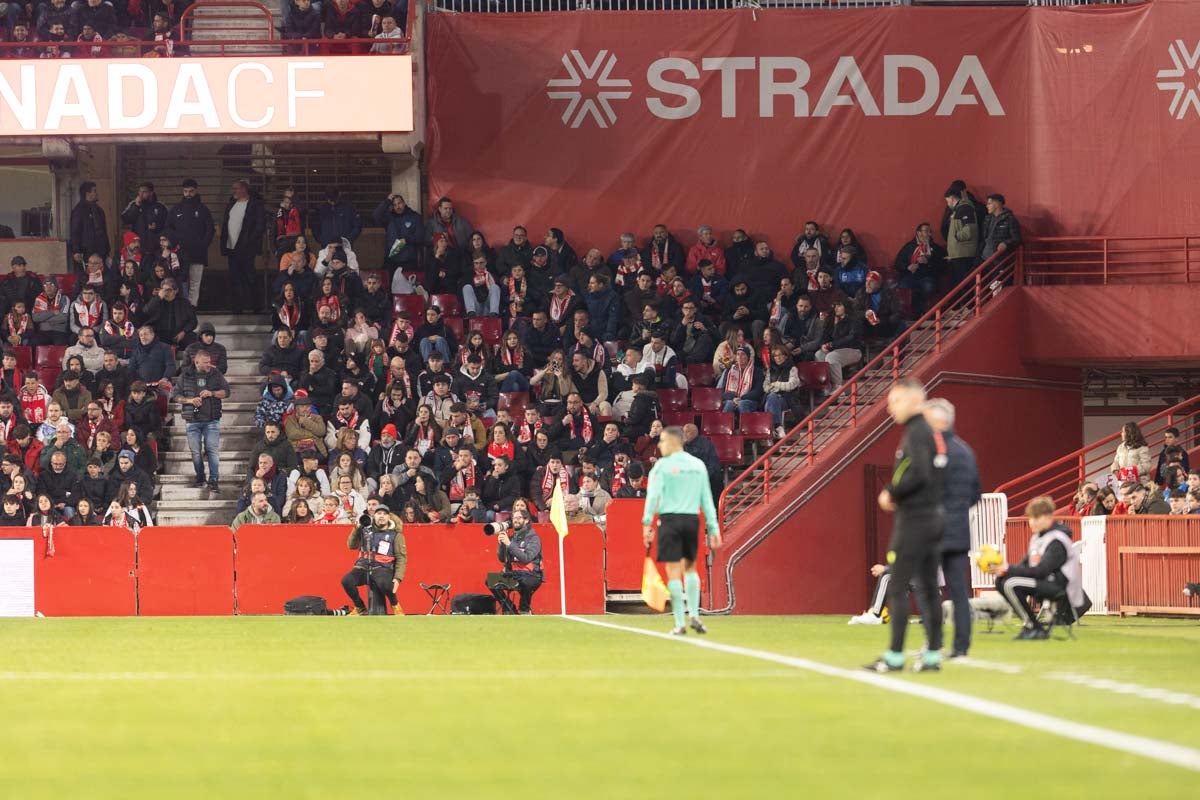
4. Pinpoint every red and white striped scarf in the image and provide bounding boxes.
[501,346,524,369]
[32,293,58,314]
[911,241,931,265]
[724,362,755,398]
[415,423,435,455]
[566,408,593,443]
[488,440,515,461]
[610,463,626,495]
[5,313,28,336]
[505,275,527,301]
[516,418,541,444]
[450,461,476,501]
[549,290,574,324]
[389,318,413,347]
[104,318,134,340]
[472,267,495,290]
[540,465,569,500]
[73,298,103,328]
[278,302,301,330]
